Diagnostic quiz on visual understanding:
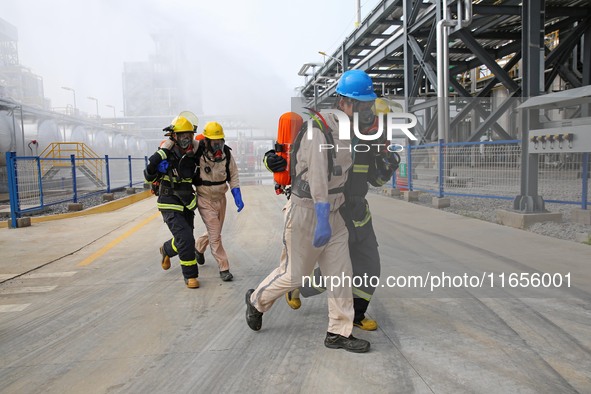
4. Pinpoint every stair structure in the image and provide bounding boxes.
[40,142,106,188]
